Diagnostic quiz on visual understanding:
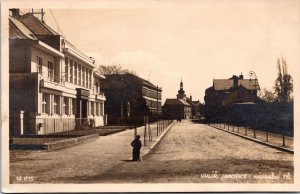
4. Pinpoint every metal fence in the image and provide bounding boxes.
[209,122,293,150]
